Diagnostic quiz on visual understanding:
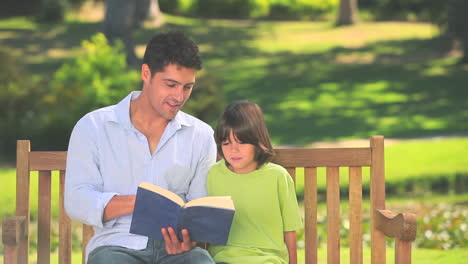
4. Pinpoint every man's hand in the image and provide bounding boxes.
[161,227,196,254]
